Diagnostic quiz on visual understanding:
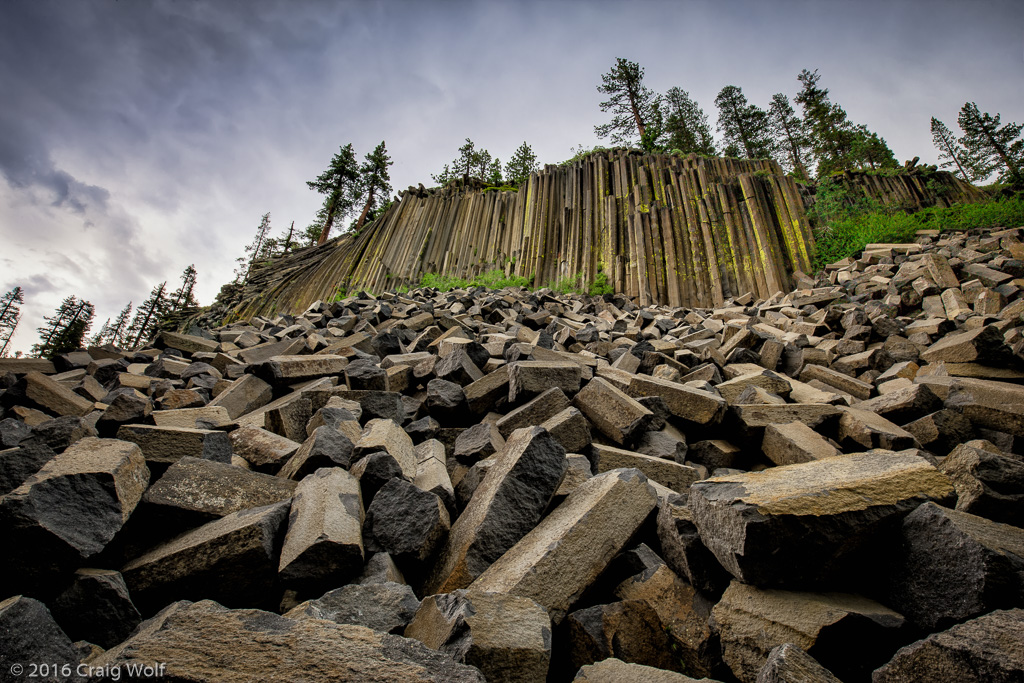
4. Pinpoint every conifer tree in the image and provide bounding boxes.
[432,139,499,185]
[235,213,273,283]
[661,87,716,156]
[795,69,856,177]
[128,282,169,349]
[353,141,394,232]
[89,319,112,347]
[504,142,540,187]
[109,302,133,348]
[307,144,361,245]
[958,102,1024,186]
[714,85,775,160]
[849,125,899,171]
[594,58,661,146]
[931,117,976,182]
[32,296,94,358]
[275,221,297,255]
[170,265,199,311]
[768,93,812,180]
[0,286,24,357]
